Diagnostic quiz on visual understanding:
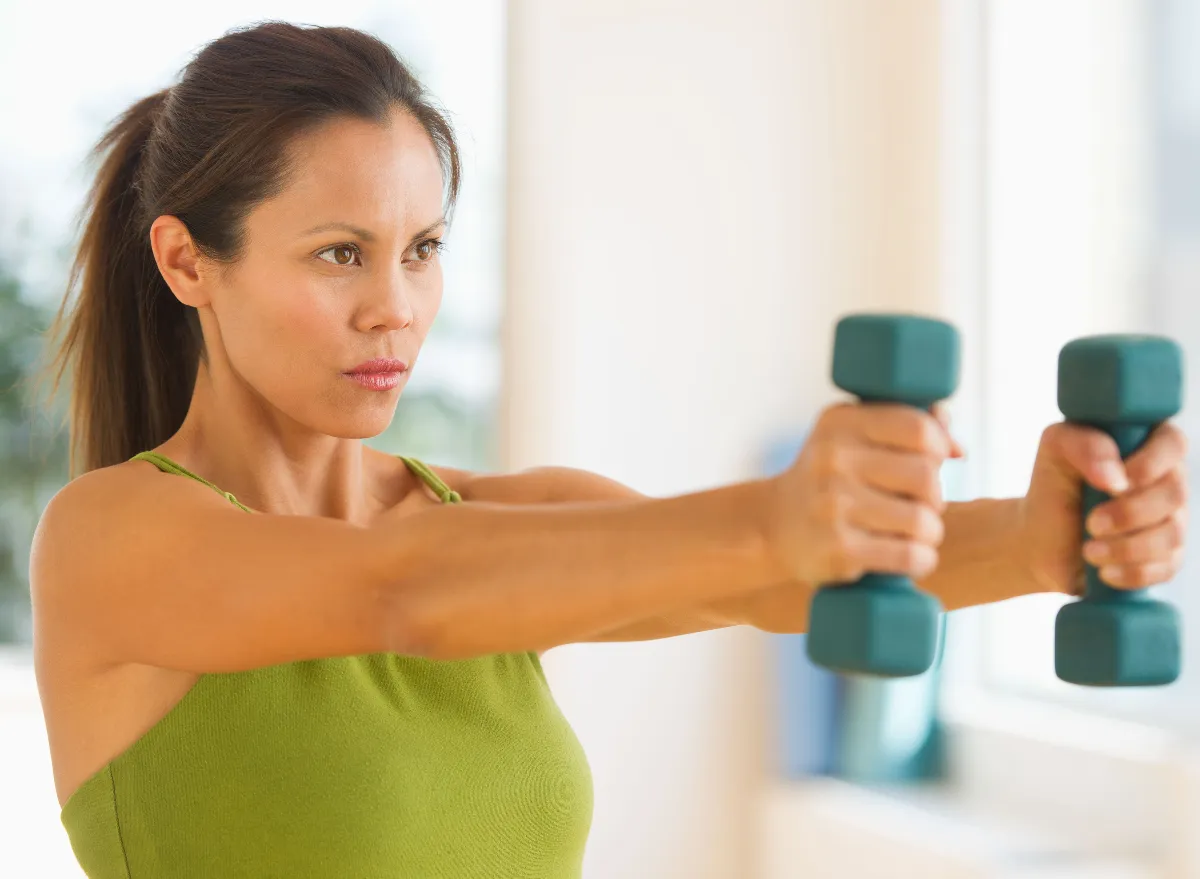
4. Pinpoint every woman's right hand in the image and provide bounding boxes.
[763,403,960,588]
